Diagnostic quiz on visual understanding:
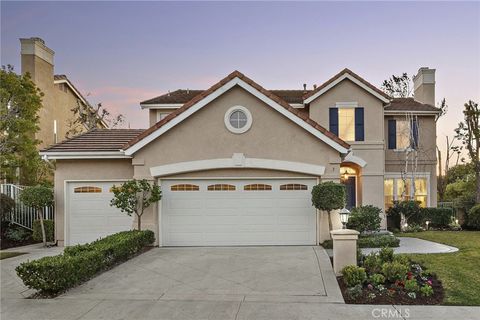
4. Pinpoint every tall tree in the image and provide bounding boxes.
[455,100,480,203]
[65,100,125,139]
[0,65,46,185]
[381,73,412,98]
